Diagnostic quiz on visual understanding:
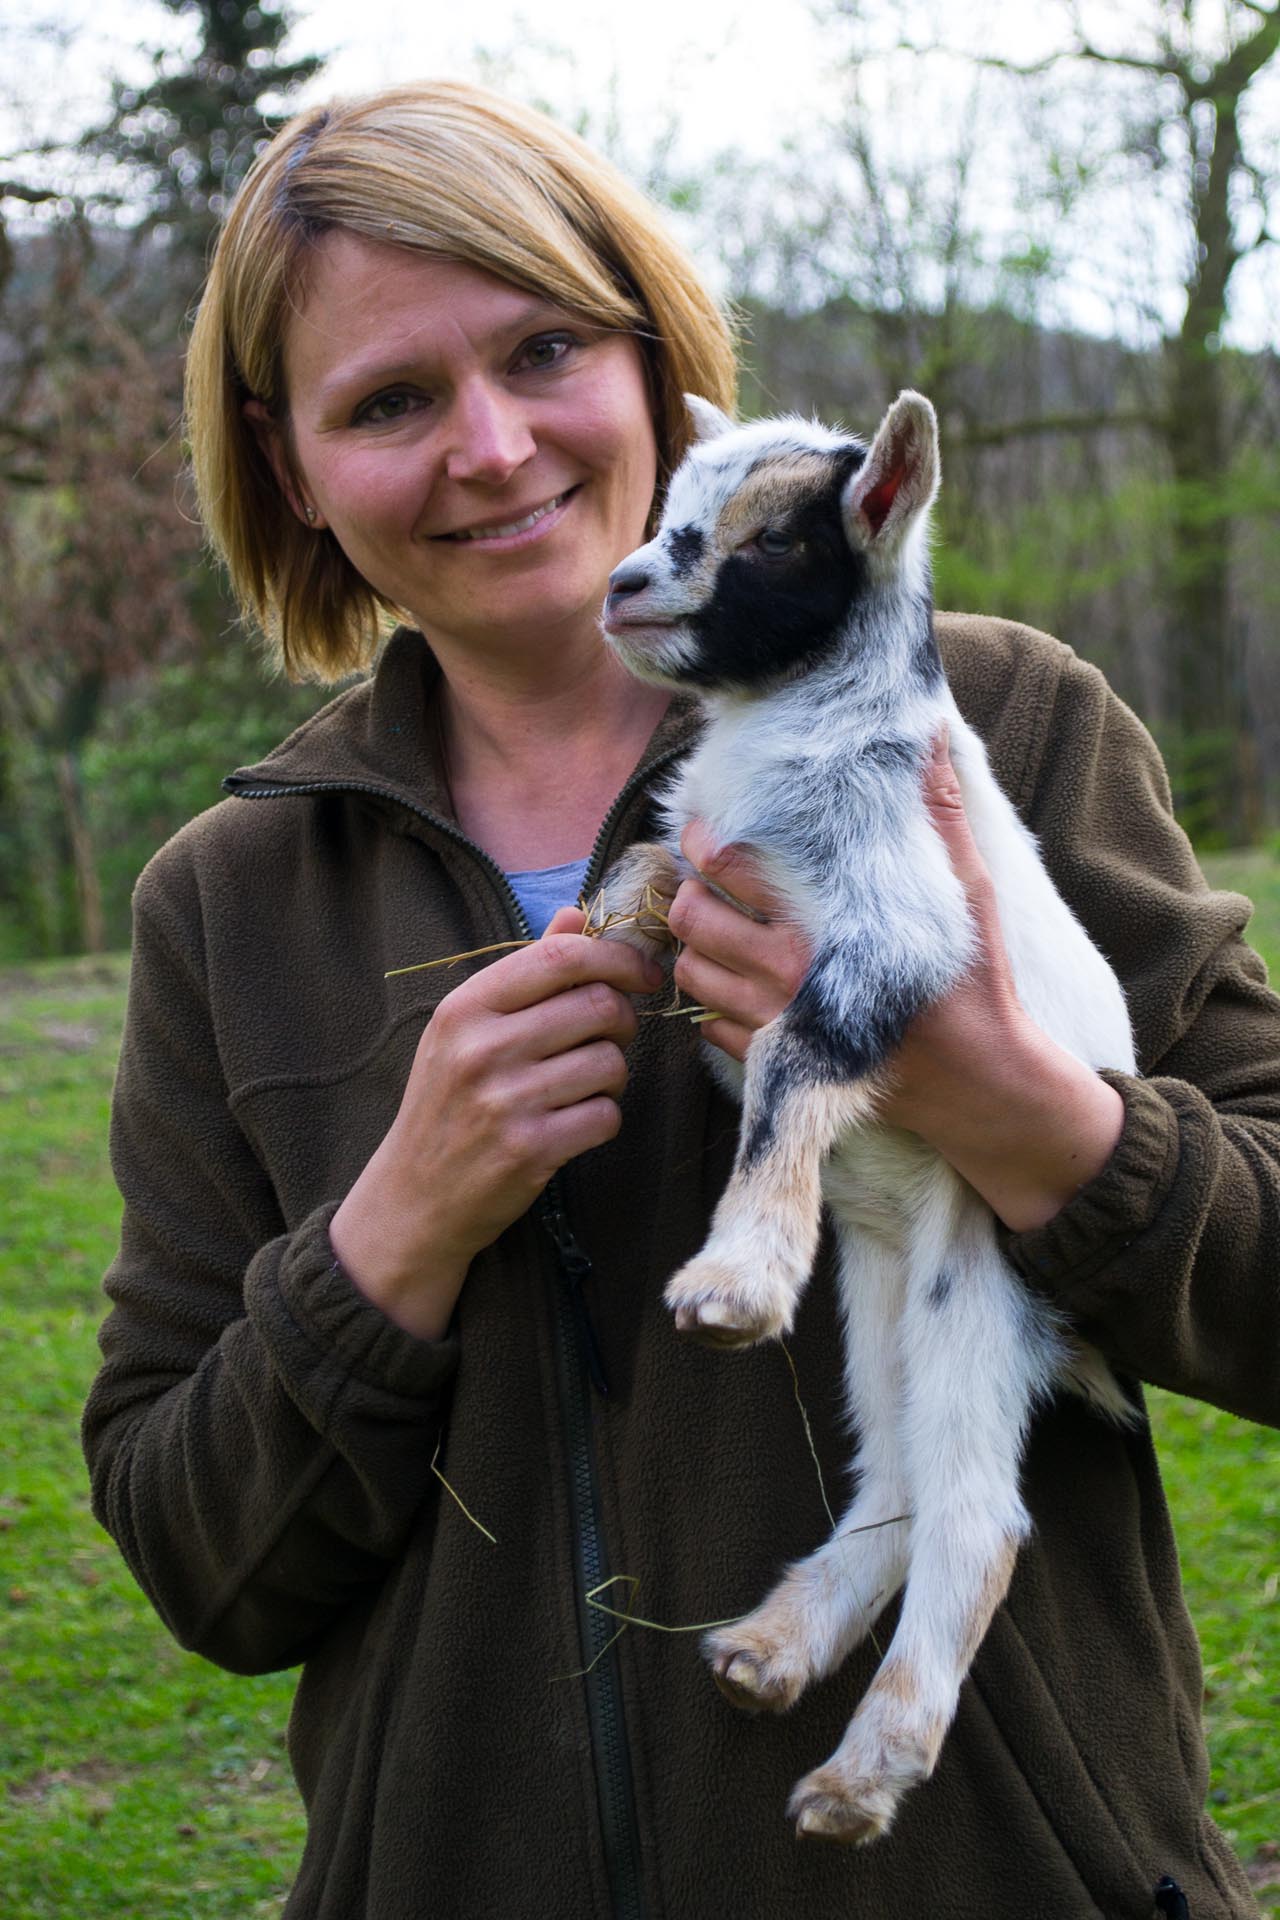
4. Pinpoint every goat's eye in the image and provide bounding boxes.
[754,528,794,556]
